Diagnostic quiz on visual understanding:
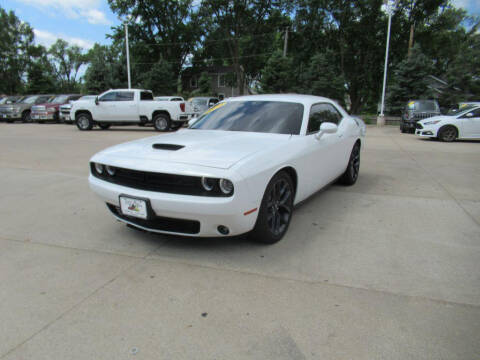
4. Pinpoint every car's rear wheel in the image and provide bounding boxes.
[76,113,93,130]
[153,114,170,131]
[249,171,294,244]
[98,123,111,130]
[438,125,457,142]
[339,142,360,185]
